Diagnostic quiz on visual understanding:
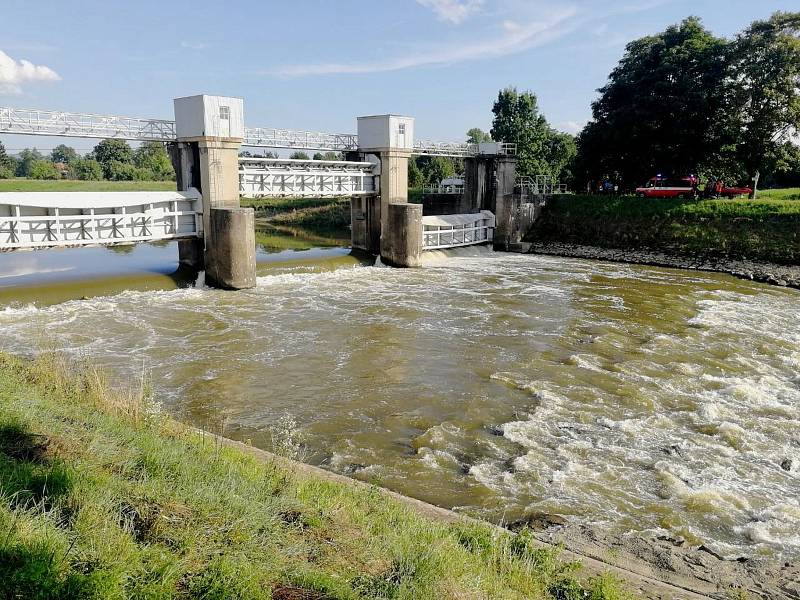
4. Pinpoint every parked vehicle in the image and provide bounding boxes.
[718,184,753,199]
[636,176,697,199]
